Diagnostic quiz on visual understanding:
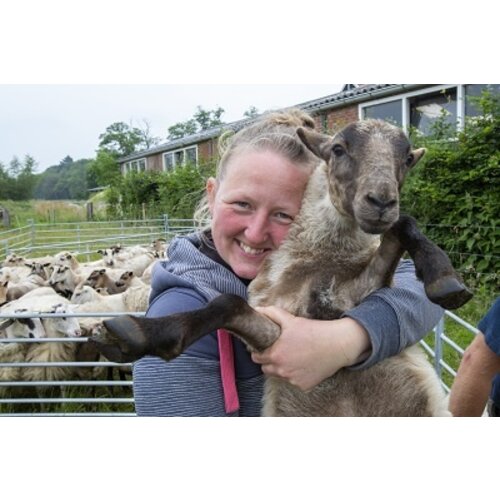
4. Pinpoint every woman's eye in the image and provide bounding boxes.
[275,212,294,223]
[233,201,251,209]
